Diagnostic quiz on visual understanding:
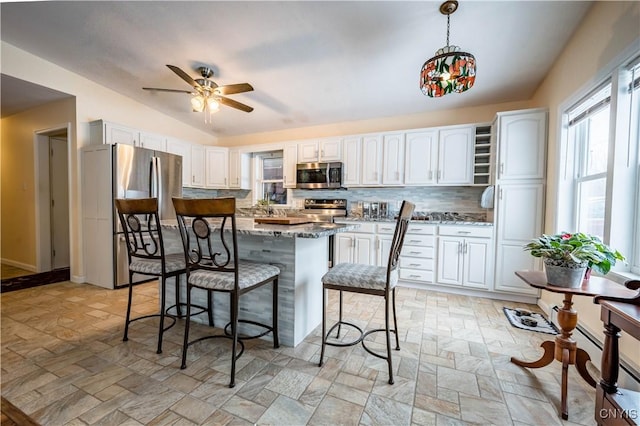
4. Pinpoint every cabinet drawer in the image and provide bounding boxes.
[404,235,435,247]
[336,221,376,233]
[438,225,493,238]
[400,257,433,270]
[376,223,397,234]
[407,224,436,235]
[400,269,434,282]
[401,246,434,258]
